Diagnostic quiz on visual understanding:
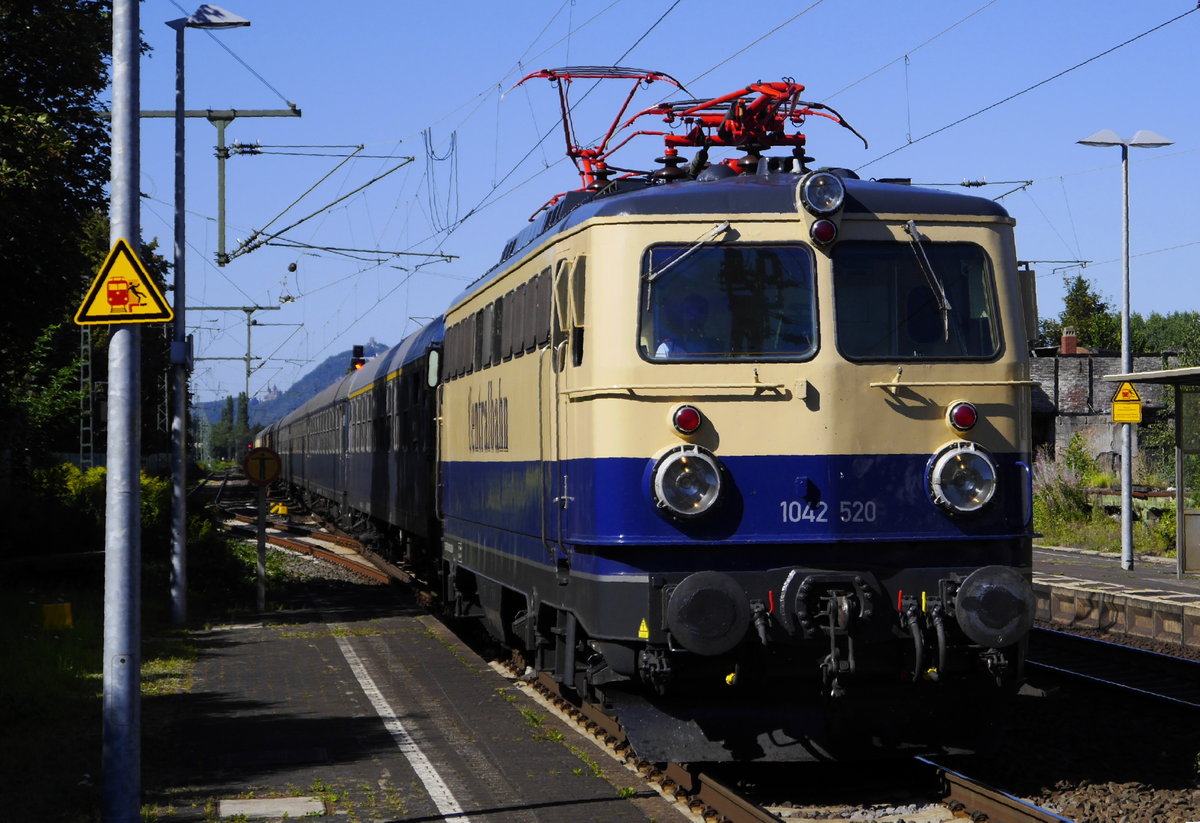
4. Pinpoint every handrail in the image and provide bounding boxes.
[563,382,787,399]
[869,379,1040,388]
